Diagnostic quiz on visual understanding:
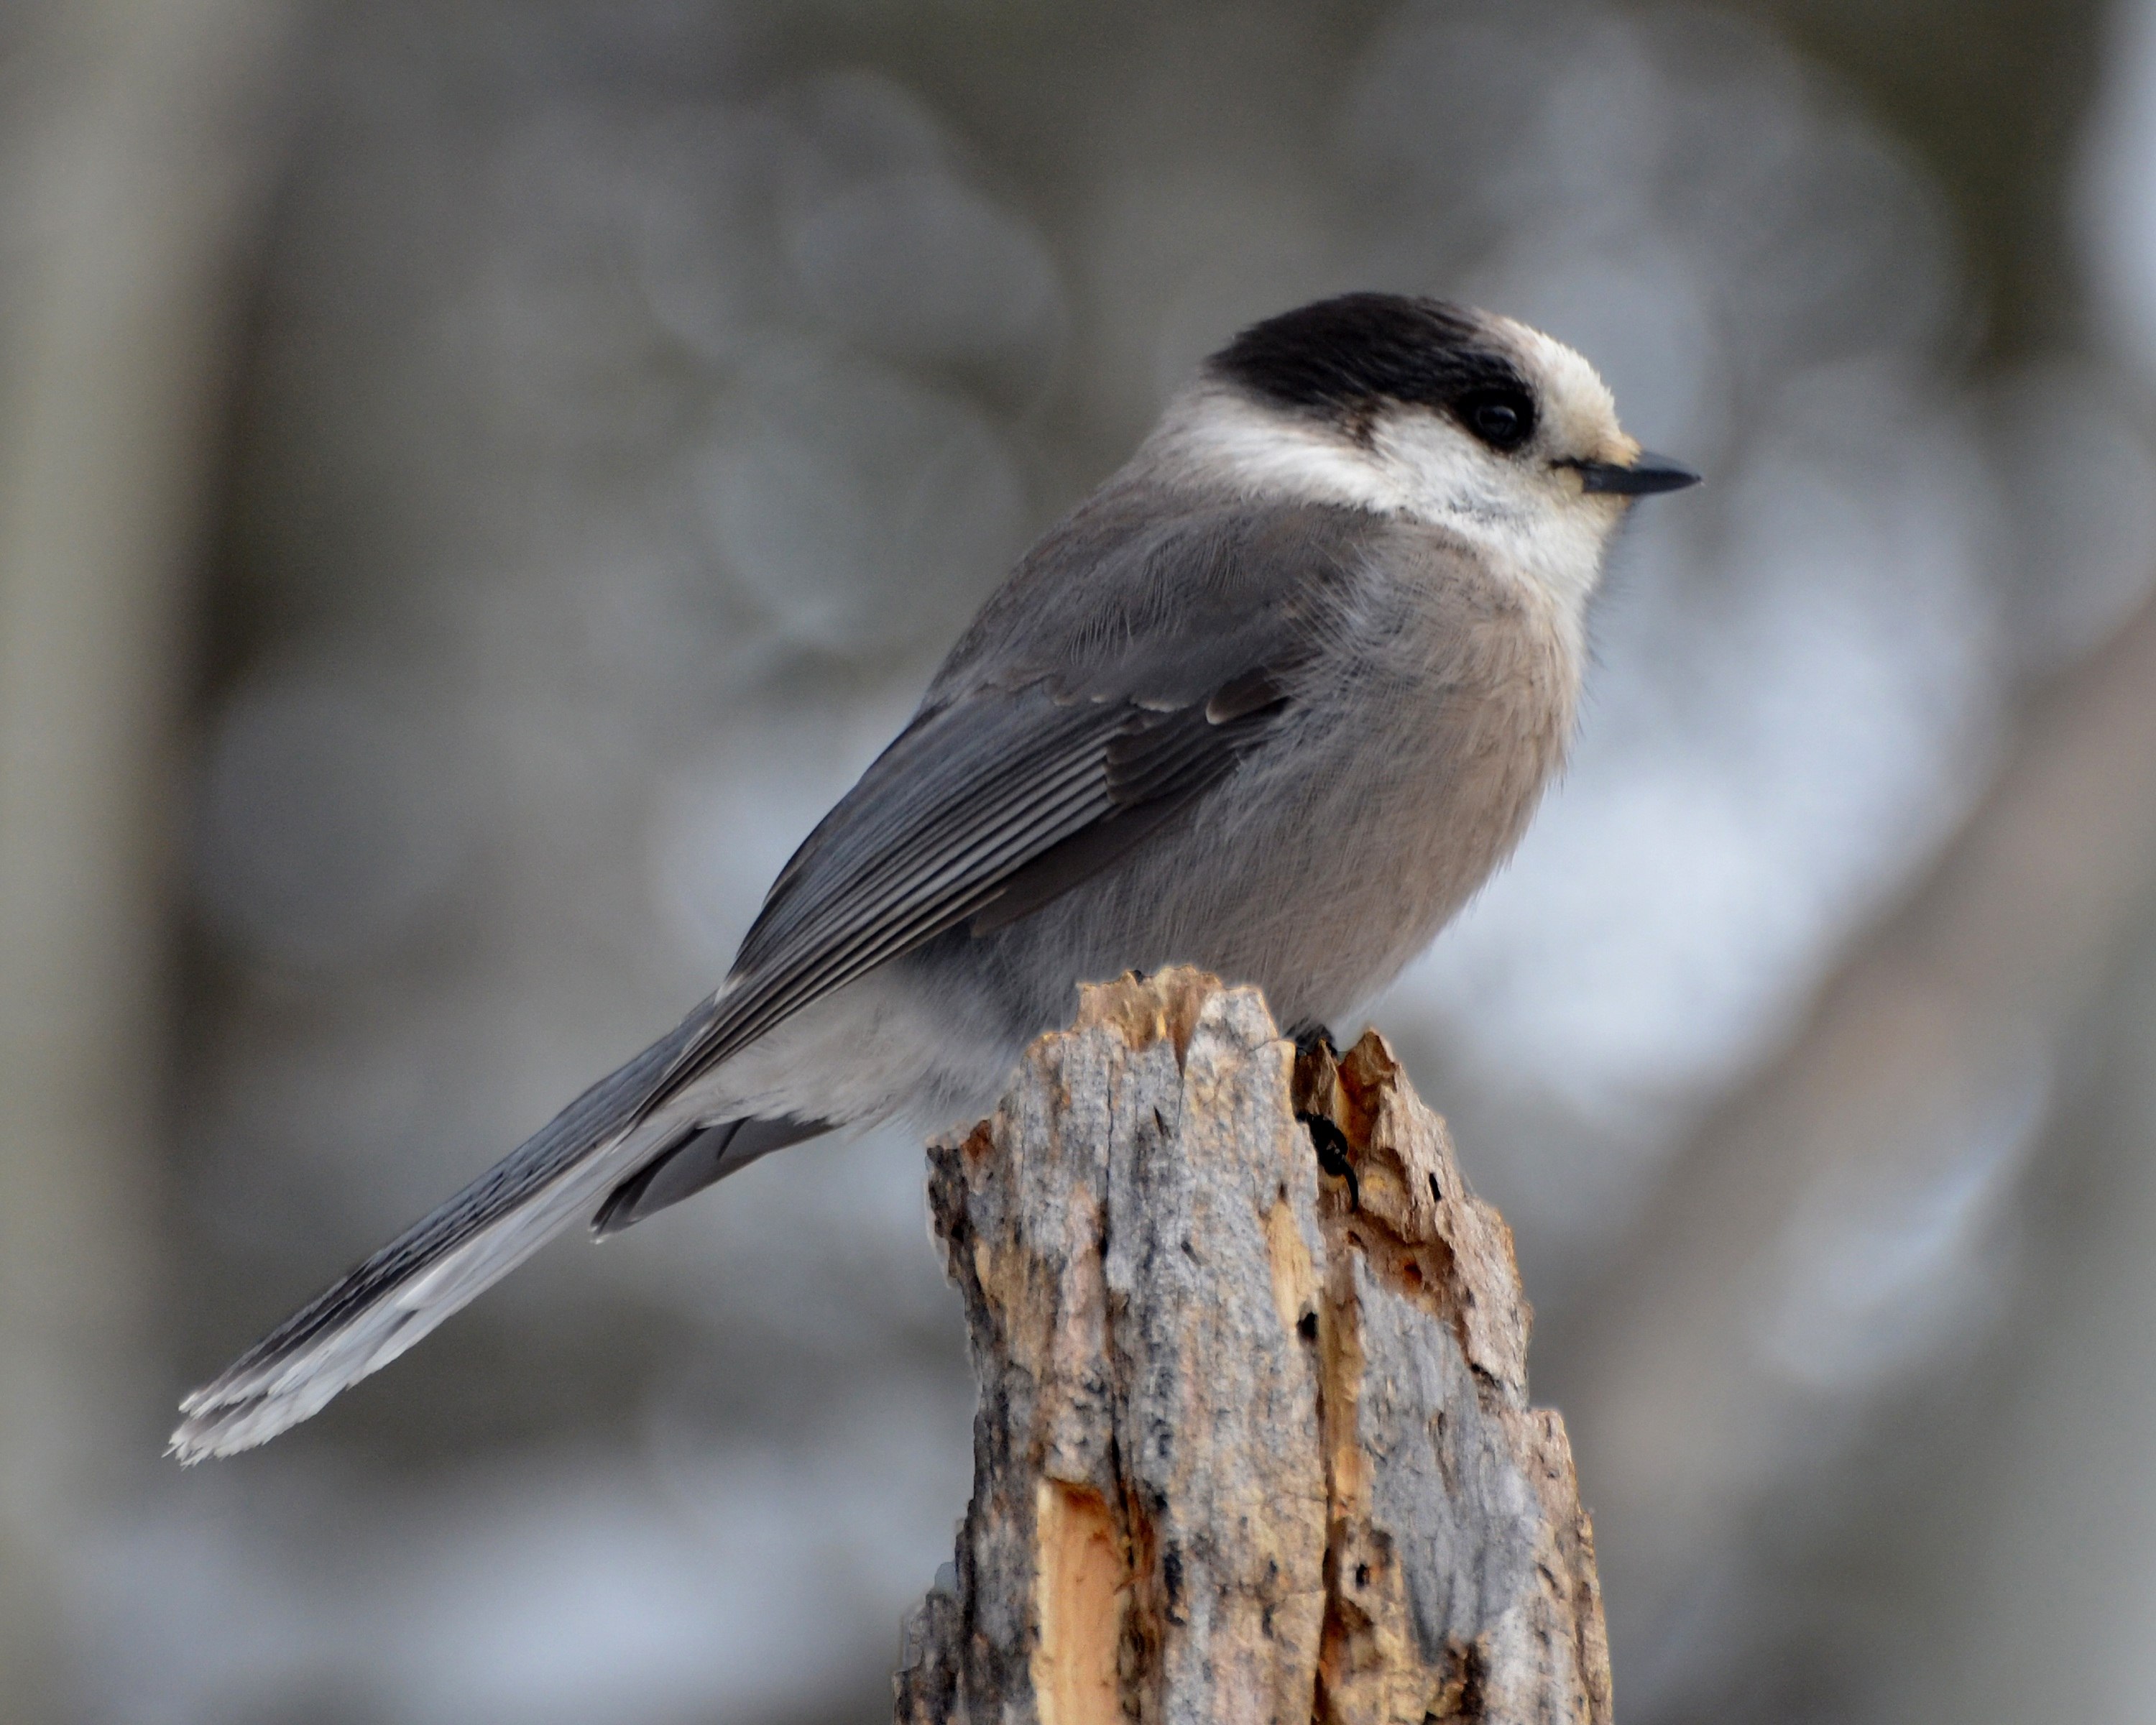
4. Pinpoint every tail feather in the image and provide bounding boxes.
[590,1112,829,1237]
[170,1003,716,1463]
